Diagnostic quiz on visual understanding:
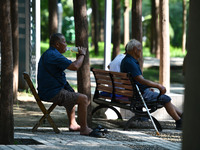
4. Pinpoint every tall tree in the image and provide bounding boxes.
[91,0,99,55]
[49,0,58,37]
[159,0,170,91]
[0,0,14,144]
[183,1,200,149]
[73,0,92,125]
[182,0,187,53]
[151,0,160,59]
[112,0,121,60]
[124,0,130,46]
[11,0,19,102]
[132,0,143,70]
